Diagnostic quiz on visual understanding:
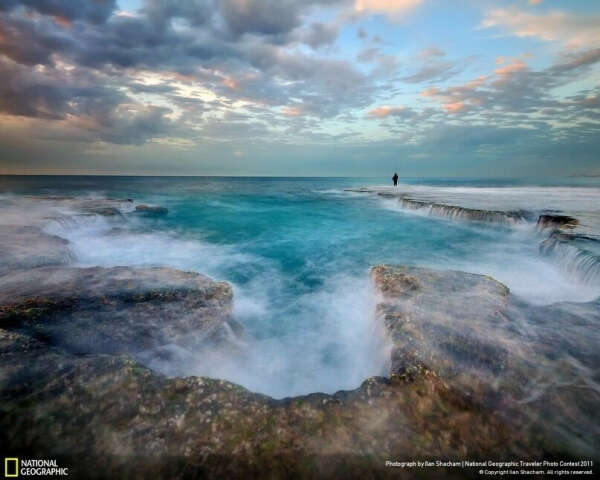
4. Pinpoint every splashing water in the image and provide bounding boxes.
[1,176,599,398]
